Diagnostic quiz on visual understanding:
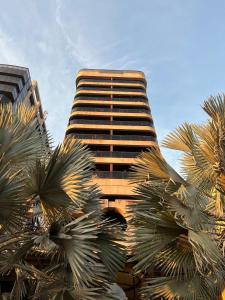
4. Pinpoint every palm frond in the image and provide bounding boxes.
[9,268,28,300]
[24,140,95,220]
[156,242,196,279]
[162,123,197,152]
[203,94,225,123]
[131,148,185,185]
[0,161,27,231]
[0,103,45,166]
[188,230,224,274]
[48,213,107,286]
[97,222,126,279]
[140,275,221,300]
[130,209,184,273]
